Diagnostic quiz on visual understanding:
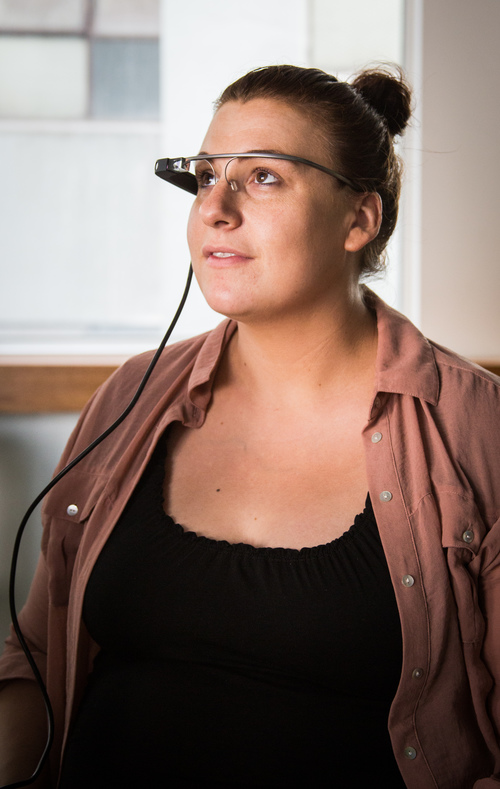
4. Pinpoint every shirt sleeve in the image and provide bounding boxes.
[0,380,105,685]
[0,553,50,687]
[479,513,500,743]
